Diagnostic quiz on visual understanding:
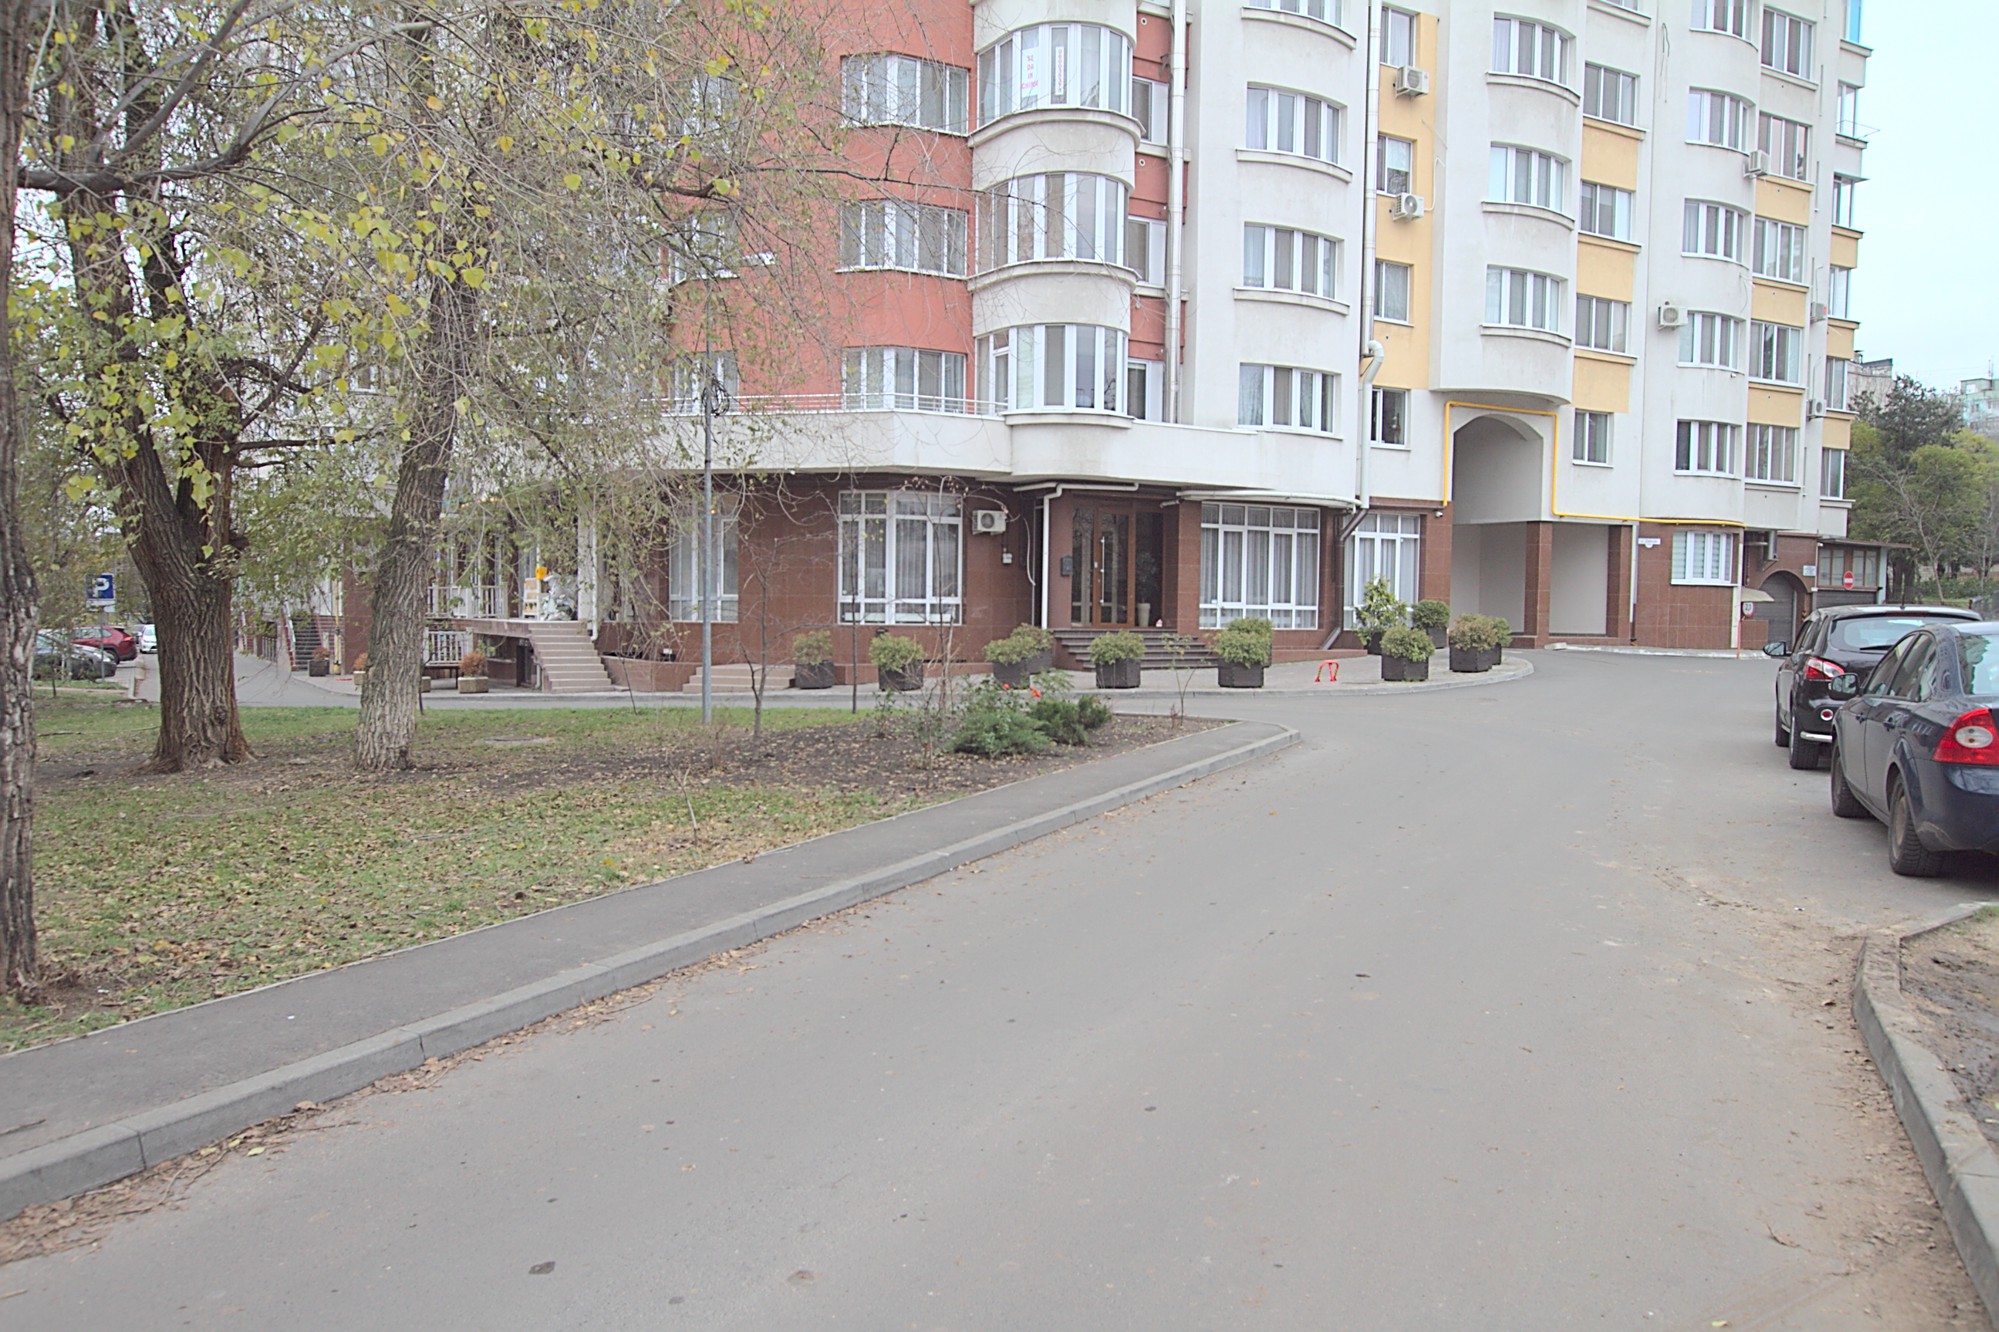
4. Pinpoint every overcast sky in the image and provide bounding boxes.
[1851,0,1999,389]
